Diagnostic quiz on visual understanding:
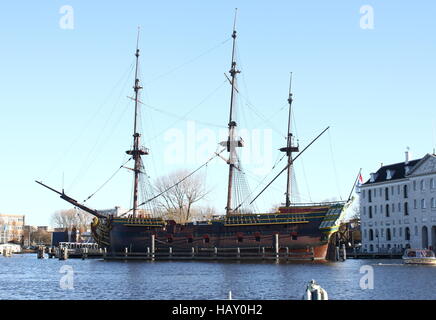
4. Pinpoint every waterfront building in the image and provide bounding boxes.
[360,152,436,253]
[0,214,25,244]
